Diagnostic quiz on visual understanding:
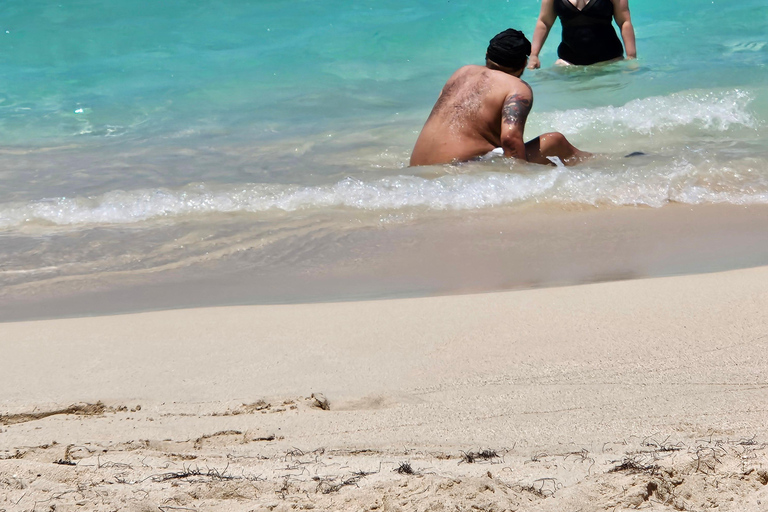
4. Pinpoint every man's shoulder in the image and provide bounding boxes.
[450,64,485,78]
[489,71,530,88]
[493,74,533,98]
